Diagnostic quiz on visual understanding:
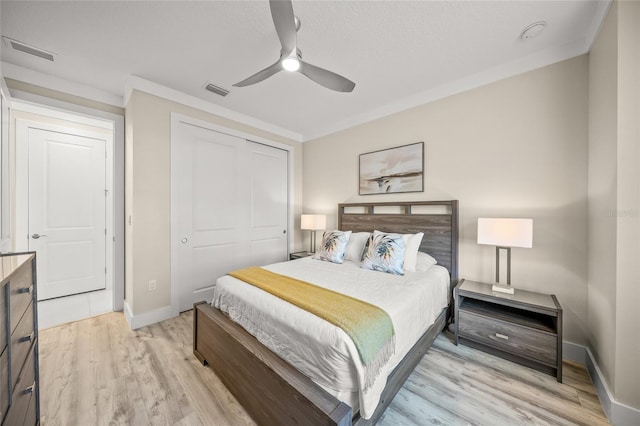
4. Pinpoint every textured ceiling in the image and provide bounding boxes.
[0,1,610,141]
